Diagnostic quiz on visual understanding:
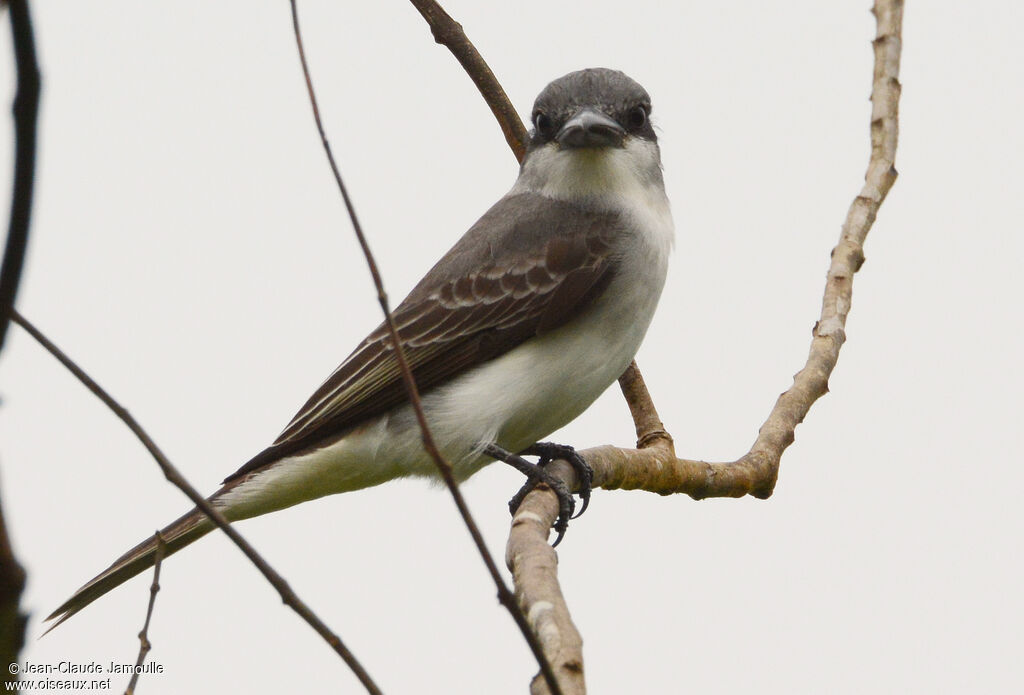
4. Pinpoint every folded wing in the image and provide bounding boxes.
[224,193,625,482]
